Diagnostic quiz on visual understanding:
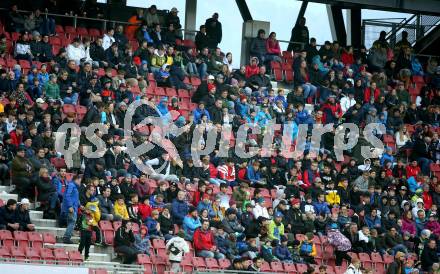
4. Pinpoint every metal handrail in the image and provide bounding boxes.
[385,14,418,40]
[0,257,145,273]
